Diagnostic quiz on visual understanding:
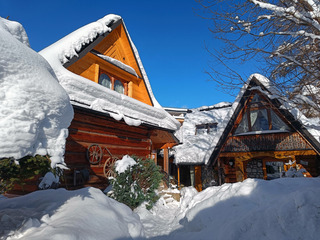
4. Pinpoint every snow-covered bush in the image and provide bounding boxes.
[108,155,163,210]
